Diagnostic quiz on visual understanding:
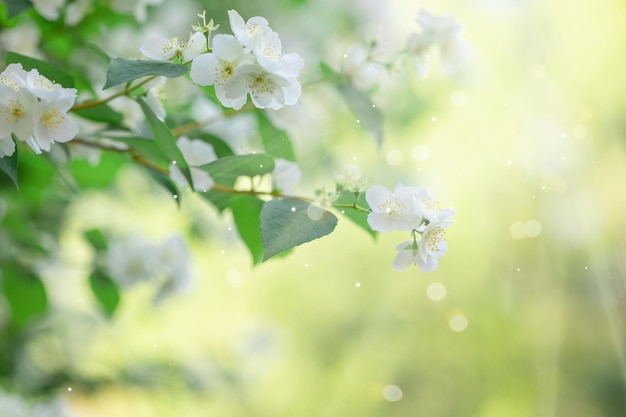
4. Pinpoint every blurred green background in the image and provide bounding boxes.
[1,0,626,415]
